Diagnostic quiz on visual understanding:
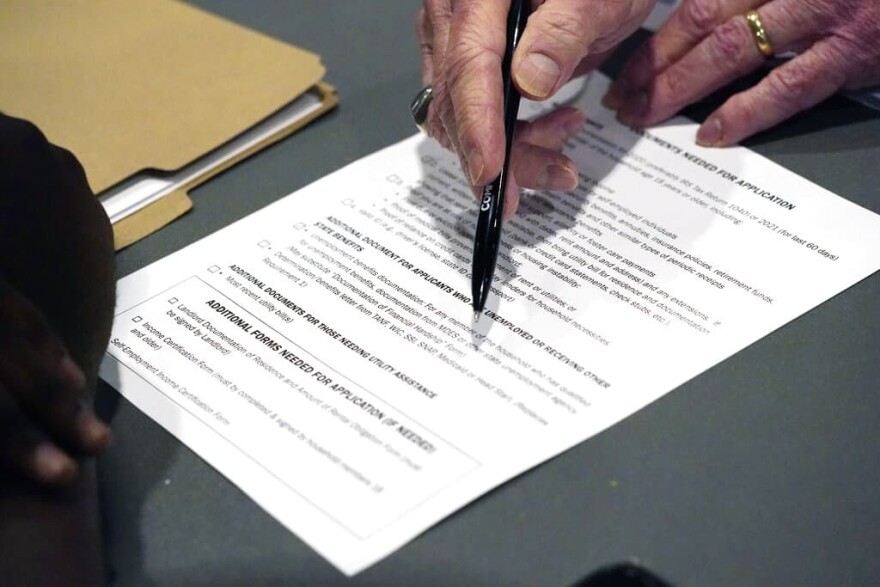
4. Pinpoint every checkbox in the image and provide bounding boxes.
[168,297,178,304]
[132,315,143,323]
[293,222,307,230]
[258,240,271,248]
[208,265,220,273]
